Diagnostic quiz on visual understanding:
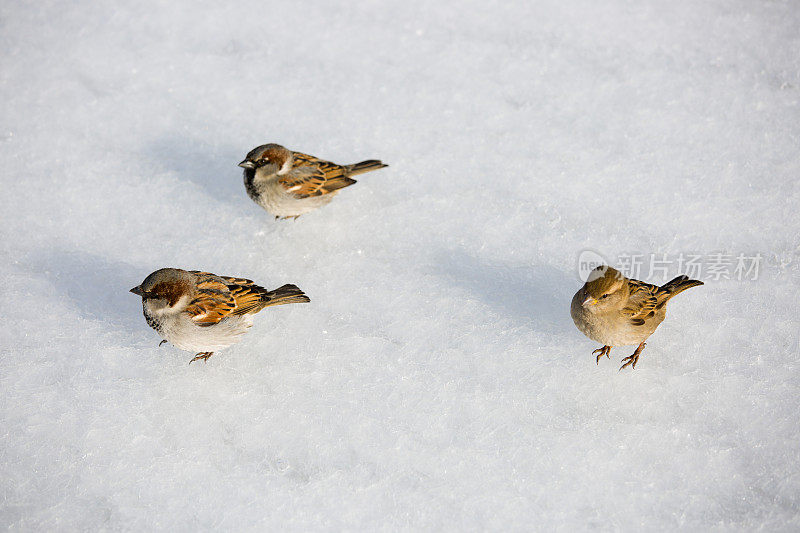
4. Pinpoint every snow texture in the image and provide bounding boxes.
[2,0,799,530]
